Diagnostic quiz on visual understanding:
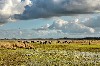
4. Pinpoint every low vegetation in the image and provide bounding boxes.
[0,40,100,66]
